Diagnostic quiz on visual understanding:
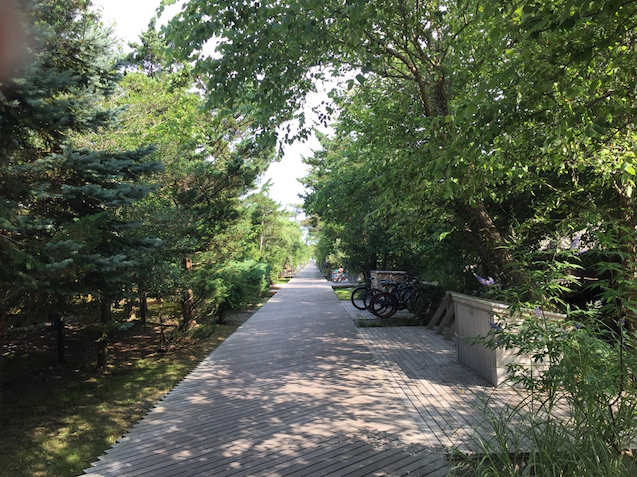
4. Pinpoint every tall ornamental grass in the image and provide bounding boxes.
[455,234,637,476]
